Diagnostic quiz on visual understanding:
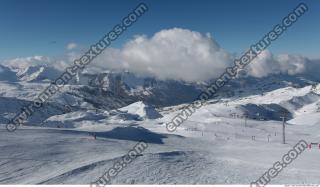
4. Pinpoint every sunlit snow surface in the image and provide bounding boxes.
[0,67,320,184]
